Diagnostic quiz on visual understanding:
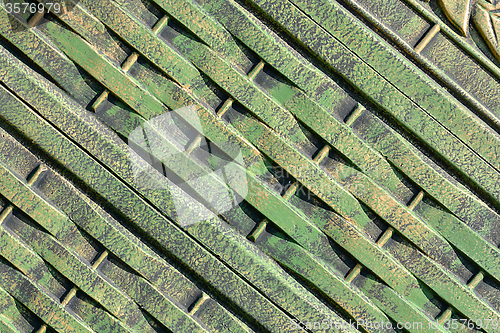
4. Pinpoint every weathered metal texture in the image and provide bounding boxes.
[0,0,499,332]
